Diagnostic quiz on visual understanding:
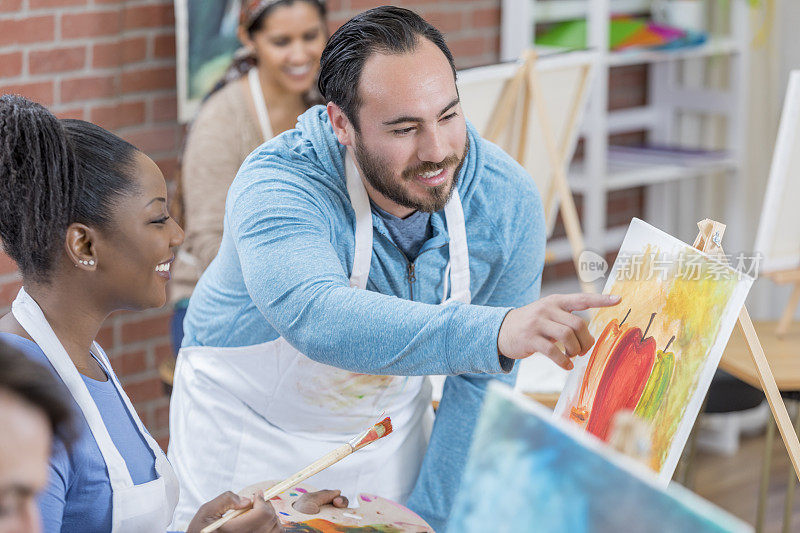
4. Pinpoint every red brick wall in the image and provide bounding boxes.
[0,0,181,449]
[1,0,645,446]
[327,0,502,69]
